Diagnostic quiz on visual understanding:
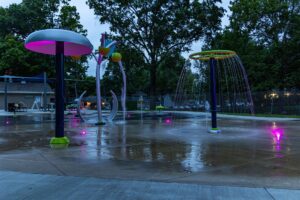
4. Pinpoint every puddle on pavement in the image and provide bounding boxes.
[0,113,300,175]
